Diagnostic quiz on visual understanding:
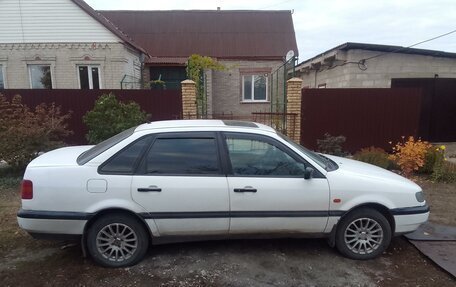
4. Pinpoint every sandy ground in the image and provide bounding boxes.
[0,178,455,287]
